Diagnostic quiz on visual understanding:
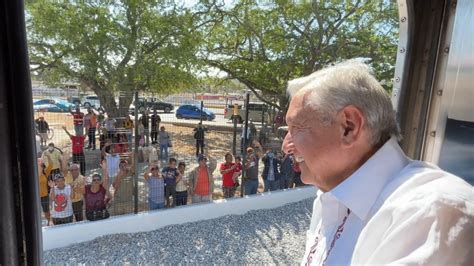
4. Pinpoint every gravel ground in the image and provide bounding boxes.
[43,197,314,264]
